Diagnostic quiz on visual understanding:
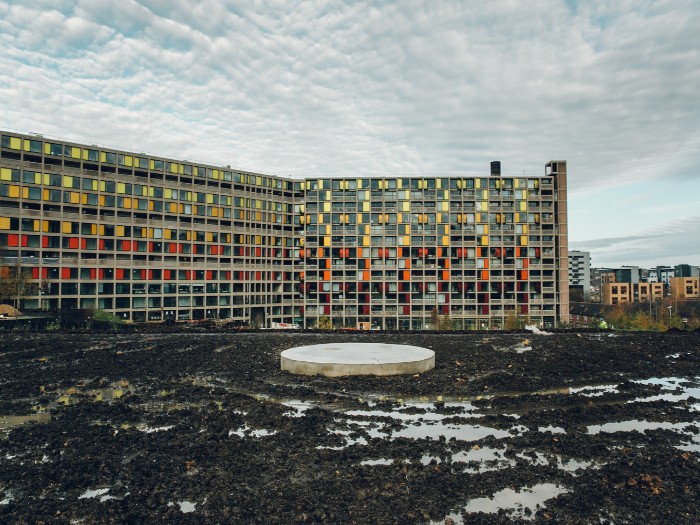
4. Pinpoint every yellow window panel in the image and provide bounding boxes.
[522,225,528,234]
[62,222,72,234]
[211,207,219,217]
[362,236,370,246]
[0,217,10,230]
[149,160,155,170]
[99,225,105,235]
[0,168,12,181]
[170,163,178,174]
[519,201,526,211]
[520,236,528,245]
[42,174,49,185]
[42,189,50,201]
[206,194,214,204]
[148,187,154,197]
[41,220,48,232]
[43,143,51,155]
[123,155,132,167]
[9,137,21,150]
[441,235,449,246]
[117,183,127,194]
[21,187,28,199]
[62,176,73,188]
[70,147,81,159]
[99,151,106,162]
